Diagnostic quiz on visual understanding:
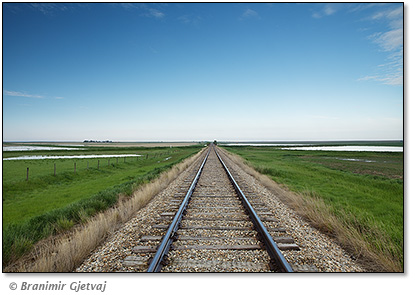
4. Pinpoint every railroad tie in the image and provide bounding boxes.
[145,145,295,272]
[153,224,287,232]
